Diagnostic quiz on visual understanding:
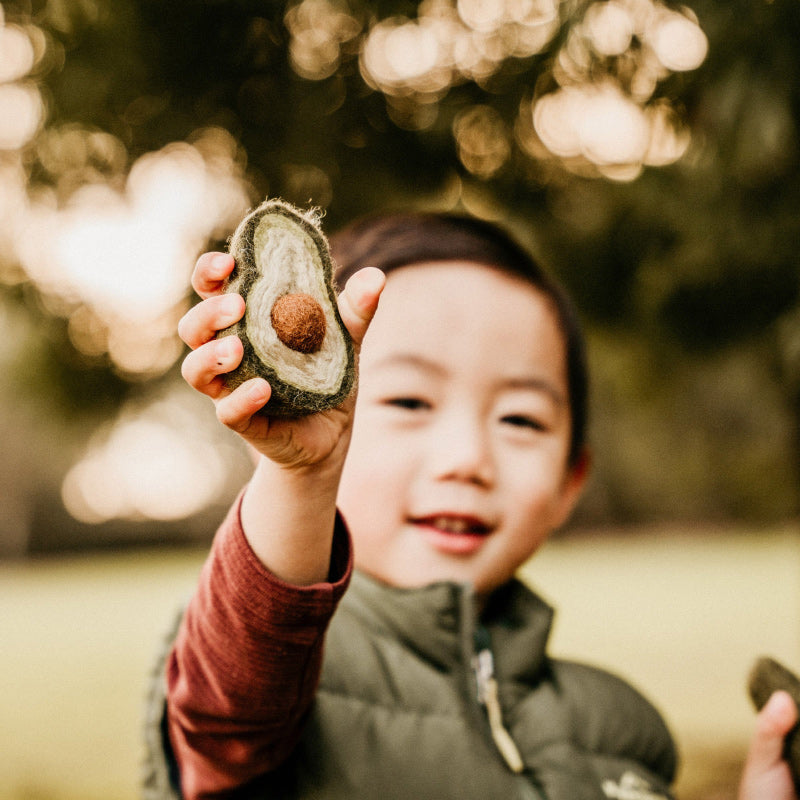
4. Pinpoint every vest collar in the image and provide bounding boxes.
[344,570,555,680]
